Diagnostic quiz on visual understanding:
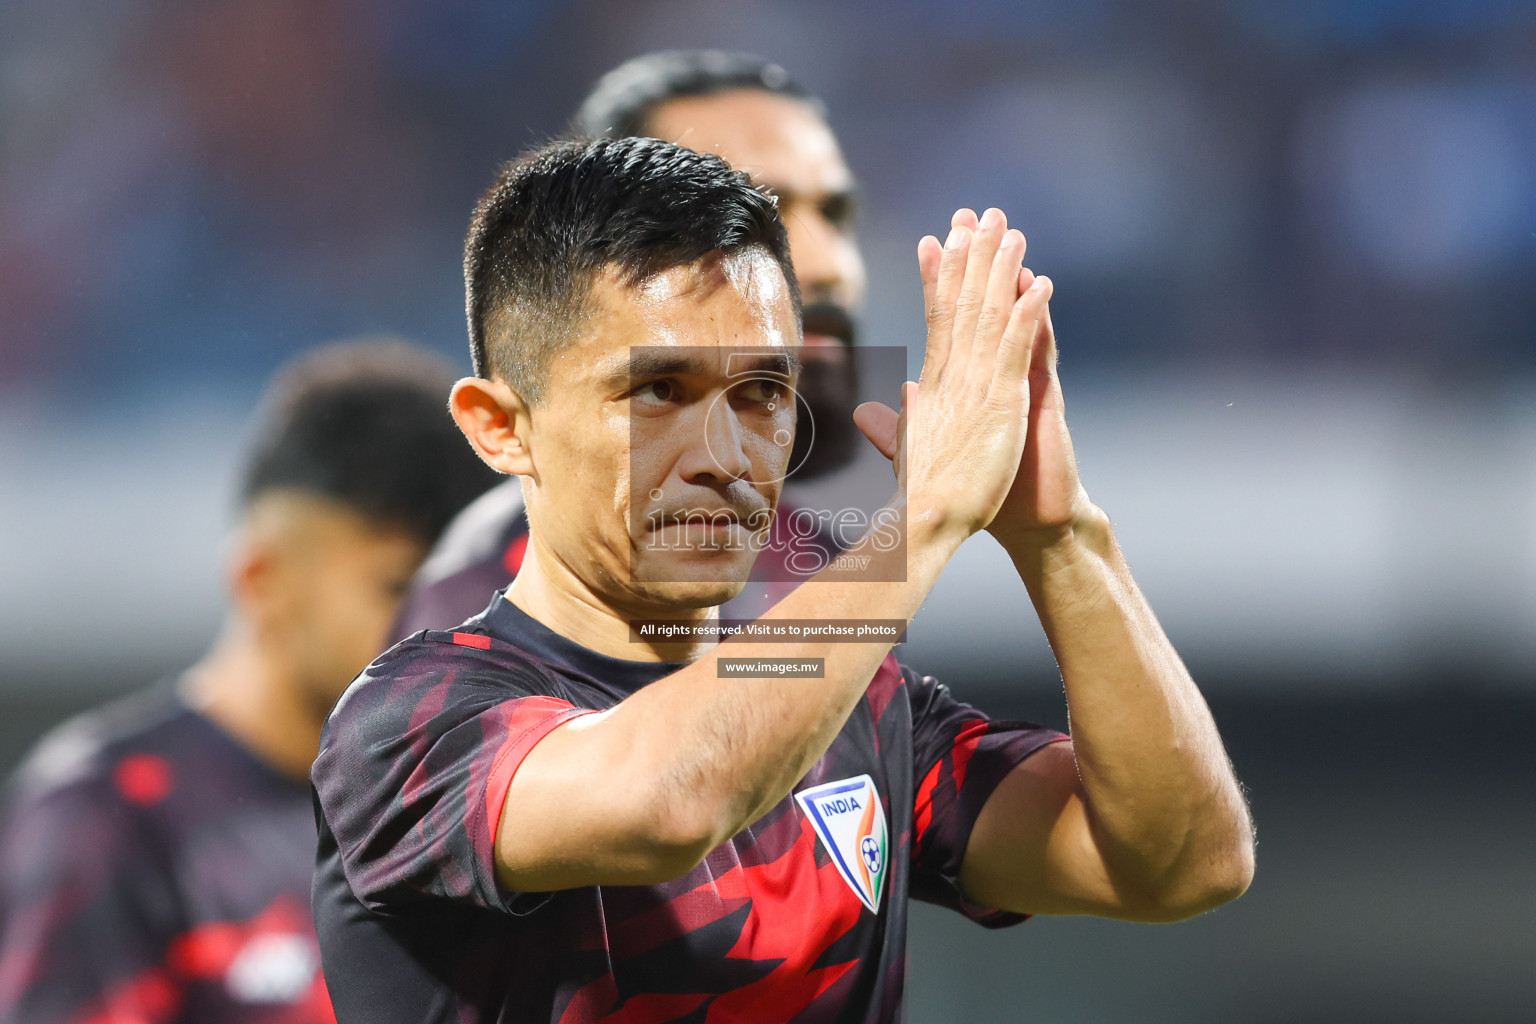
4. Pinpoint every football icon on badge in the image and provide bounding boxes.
[795,774,888,913]
[860,835,882,875]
